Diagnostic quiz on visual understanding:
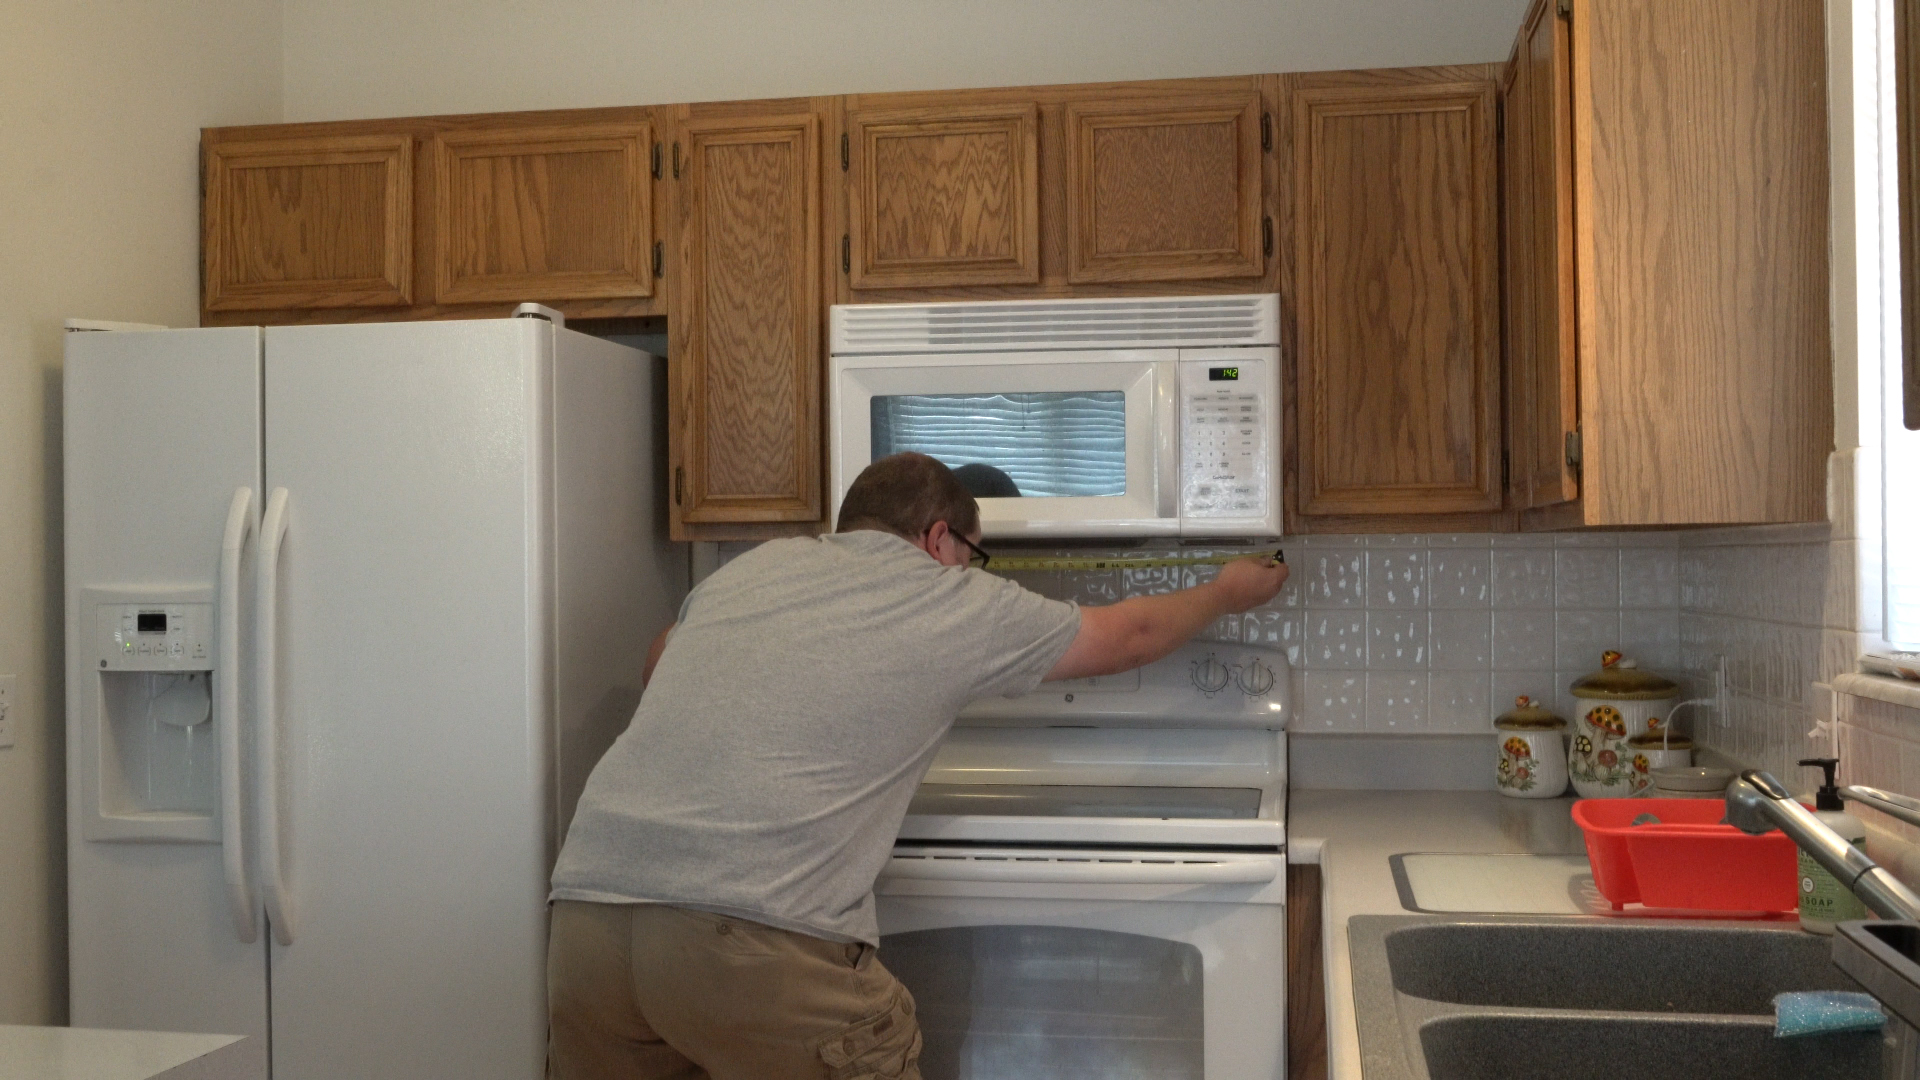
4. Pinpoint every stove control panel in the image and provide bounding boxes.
[959,641,1290,729]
